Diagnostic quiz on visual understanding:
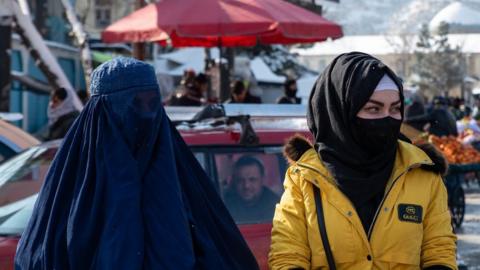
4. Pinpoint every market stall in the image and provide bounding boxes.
[401,123,480,229]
